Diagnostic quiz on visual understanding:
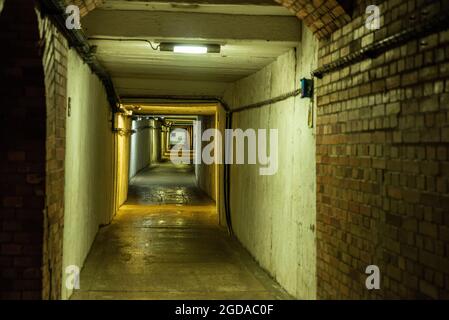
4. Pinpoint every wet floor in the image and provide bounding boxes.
[127,162,213,205]
[71,163,291,300]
